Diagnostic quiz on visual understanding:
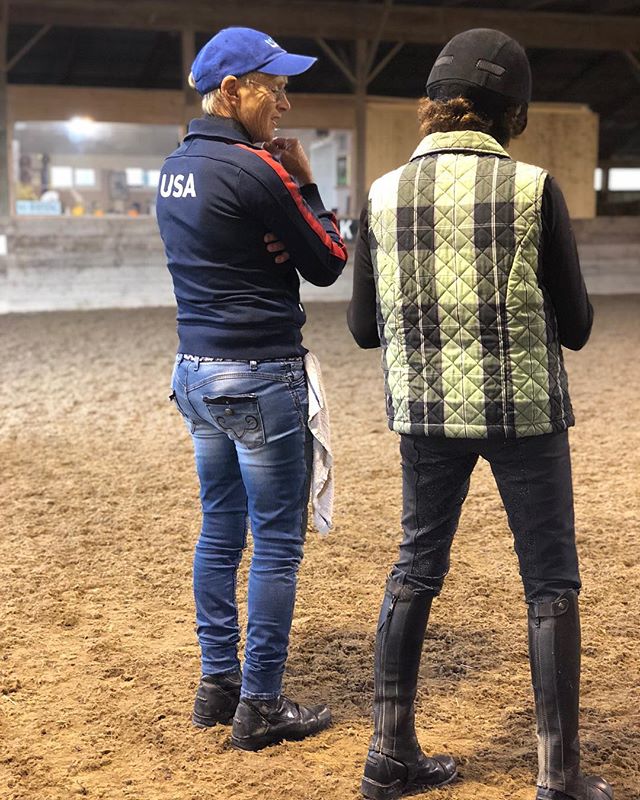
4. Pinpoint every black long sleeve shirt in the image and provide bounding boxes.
[347,175,593,352]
